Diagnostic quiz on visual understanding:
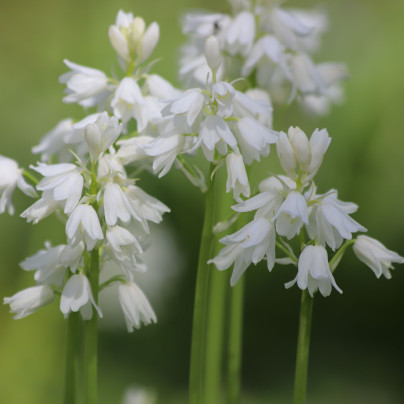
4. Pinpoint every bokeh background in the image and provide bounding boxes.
[1,0,404,403]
